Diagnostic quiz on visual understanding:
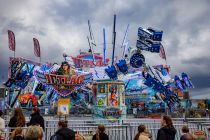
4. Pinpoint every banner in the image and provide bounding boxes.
[8,30,16,51]
[57,98,70,115]
[33,38,41,57]
[159,45,166,60]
